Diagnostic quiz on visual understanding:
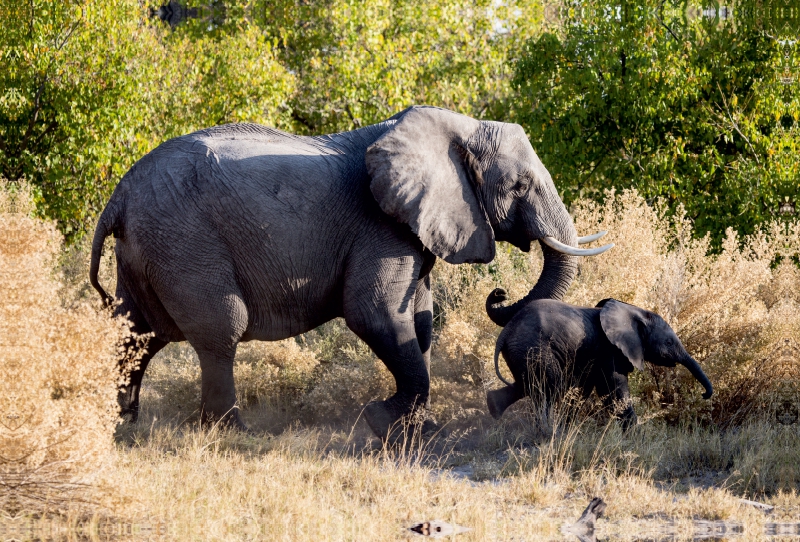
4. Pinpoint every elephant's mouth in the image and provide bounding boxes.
[495,228,532,252]
[515,240,532,252]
